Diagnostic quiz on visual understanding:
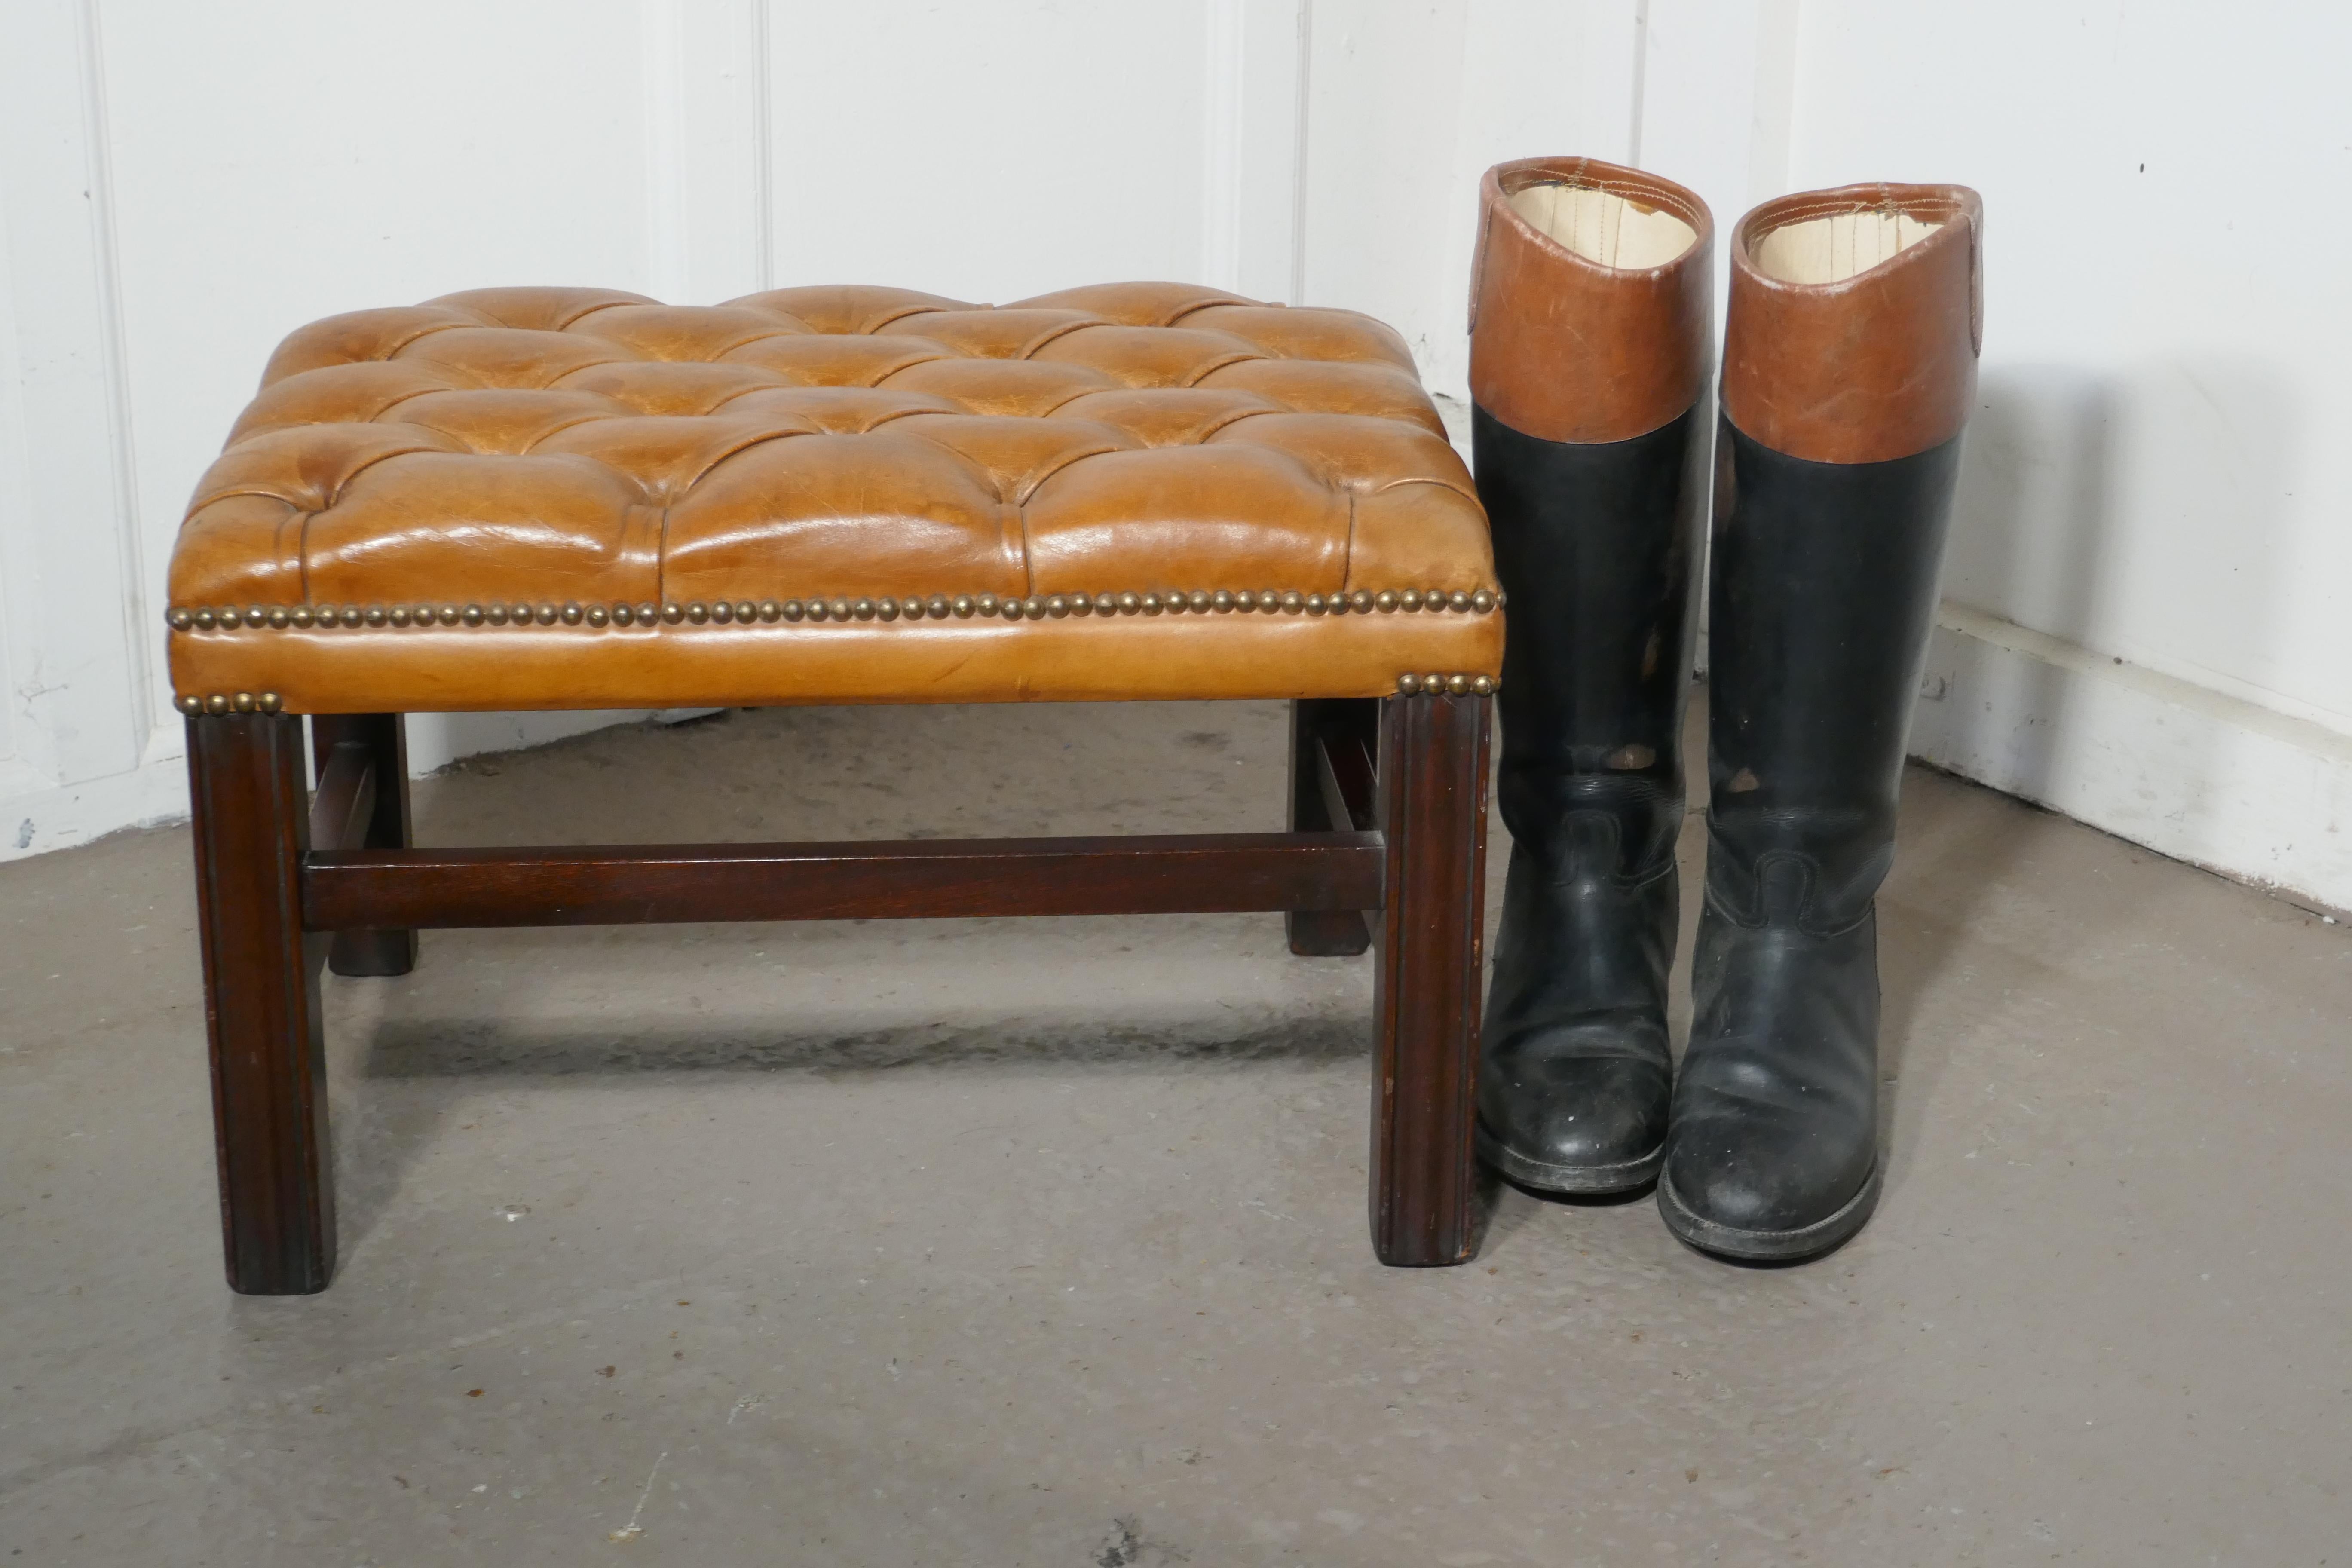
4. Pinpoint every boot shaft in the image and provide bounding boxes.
[1468,158,1716,879]
[1707,182,1983,928]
